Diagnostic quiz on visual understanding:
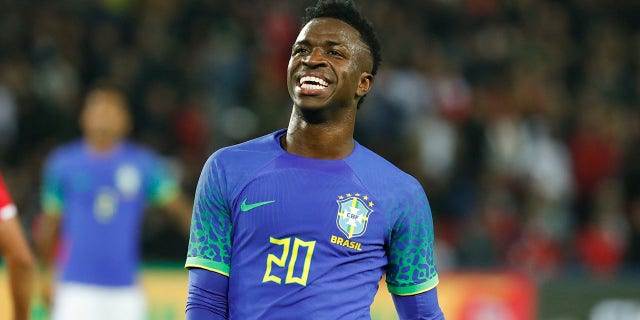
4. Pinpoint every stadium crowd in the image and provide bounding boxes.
[0,0,639,282]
